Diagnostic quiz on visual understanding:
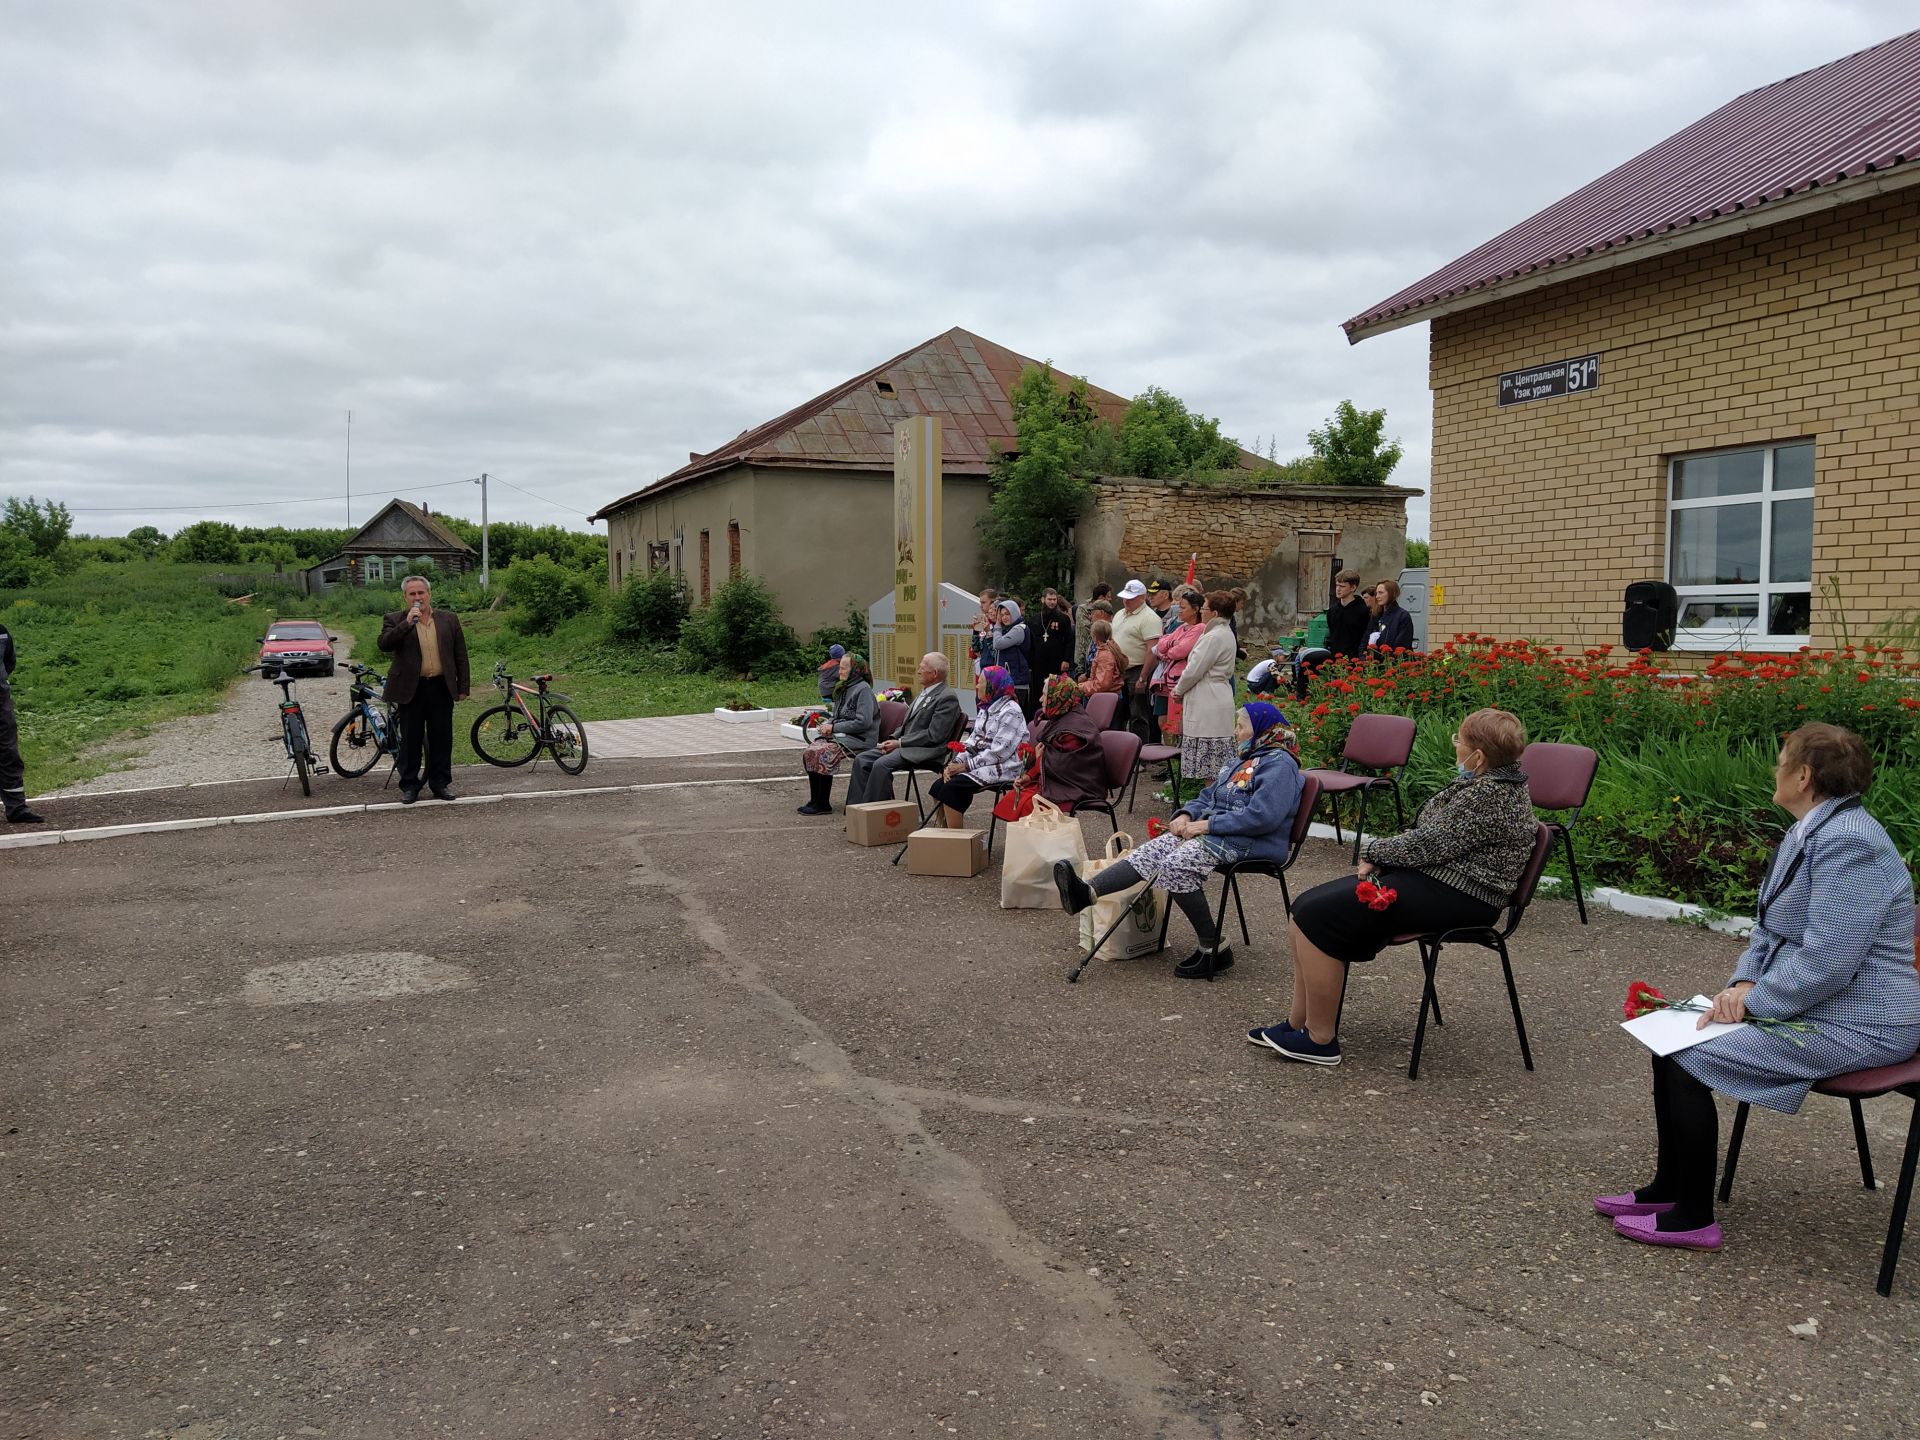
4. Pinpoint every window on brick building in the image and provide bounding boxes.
[699,529,711,603]
[727,521,741,578]
[1667,441,1813,647]
[647,541,669,571]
